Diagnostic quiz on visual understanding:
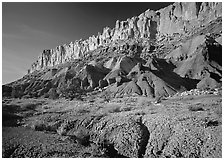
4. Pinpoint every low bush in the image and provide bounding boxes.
[11,87,23,99]
[59,85,84,101]
[48,88,59,100]
[188,105,204,112]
